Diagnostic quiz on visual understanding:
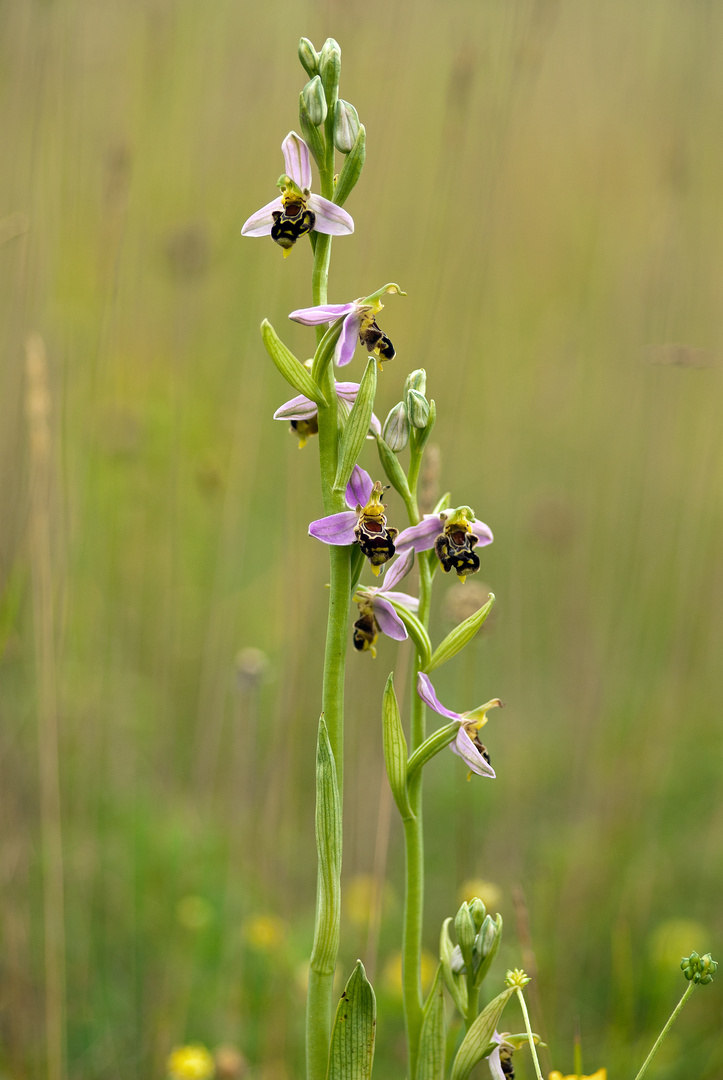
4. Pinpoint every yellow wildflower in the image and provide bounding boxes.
[548,1070,606,1080]
[242,913,288,951]
[167,1044,215,1080]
